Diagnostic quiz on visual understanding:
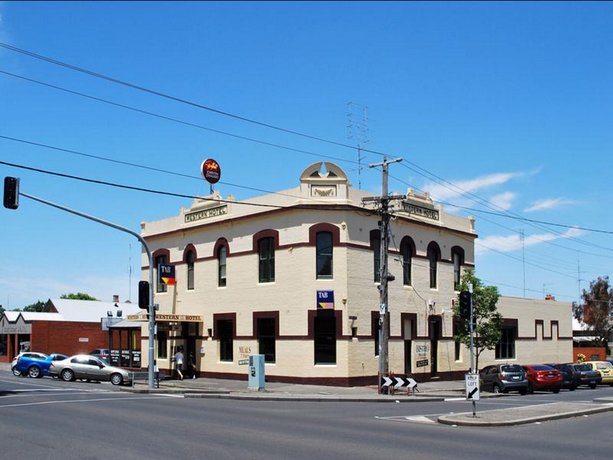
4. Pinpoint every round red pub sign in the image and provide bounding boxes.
[201,158,221,184]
